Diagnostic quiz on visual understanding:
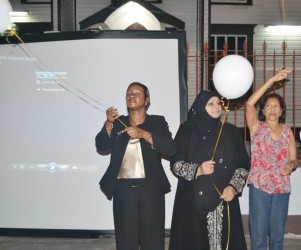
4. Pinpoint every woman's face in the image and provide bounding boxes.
[126,84,149,111]
[205,96,222,119]
[262,97,282,122]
